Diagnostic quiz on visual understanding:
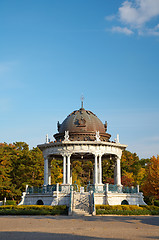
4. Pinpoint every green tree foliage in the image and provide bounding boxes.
[72,160,93,186]
[0,143,14,199]
[121,150,141,176]
[0,142,44,200]
[51,158,63,184]
[102,157,114,183]
[121,150,148,186]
